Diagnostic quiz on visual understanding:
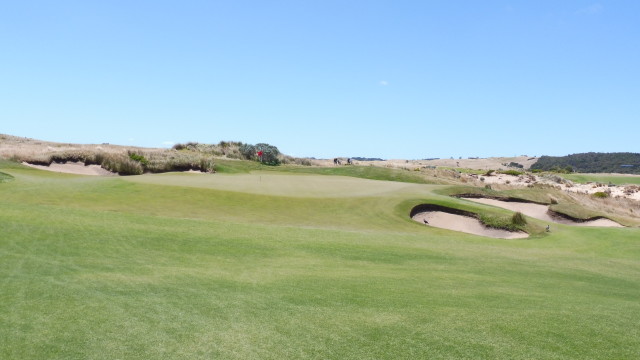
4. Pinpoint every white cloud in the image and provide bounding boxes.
[577,3,603,15]
[379,80,389,86]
